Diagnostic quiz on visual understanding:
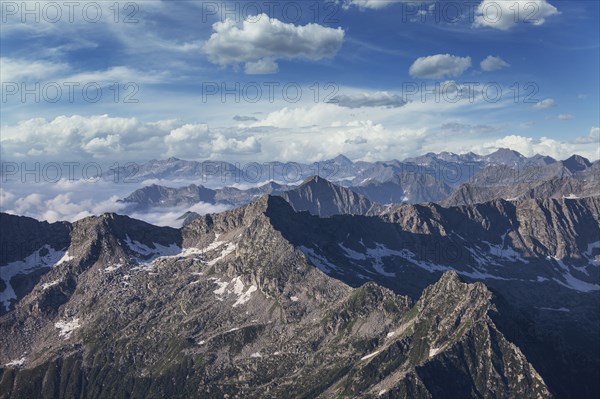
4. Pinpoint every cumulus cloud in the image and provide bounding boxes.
[480,55,510,71]
[0,115,262,161]
[203,14,344,74]
[328,91,407,108]
[574,127,600,144]
[474,0,559,30]
[244,58,279,74]
[164,123,211,157]
[81,134,123,157]
[1,114,148,158]
[2,190,126,223]
[532,98,556,109]
[409,54,472,79]
[211,135,260,154]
